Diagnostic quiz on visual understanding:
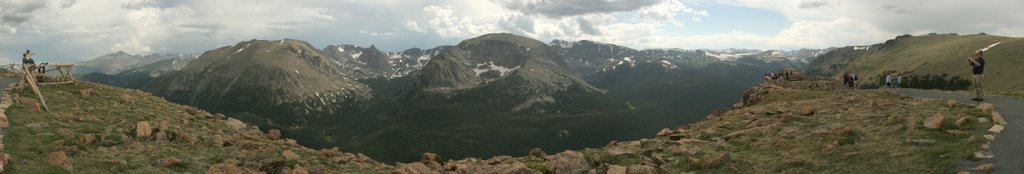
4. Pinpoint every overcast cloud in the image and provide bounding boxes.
[0,0,1021,63]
